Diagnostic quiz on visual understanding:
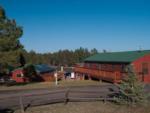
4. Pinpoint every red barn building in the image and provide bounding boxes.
[11,68,29,83]
[74,50,150,83]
